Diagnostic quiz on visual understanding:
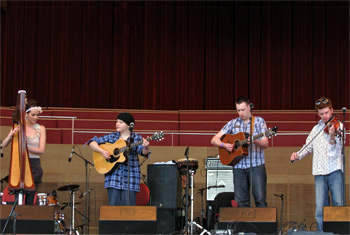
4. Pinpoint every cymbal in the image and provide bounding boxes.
[57,184,80,191]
